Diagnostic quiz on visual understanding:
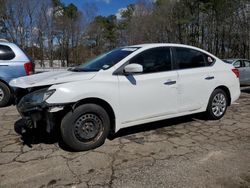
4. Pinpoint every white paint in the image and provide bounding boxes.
[10,43,241,133]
